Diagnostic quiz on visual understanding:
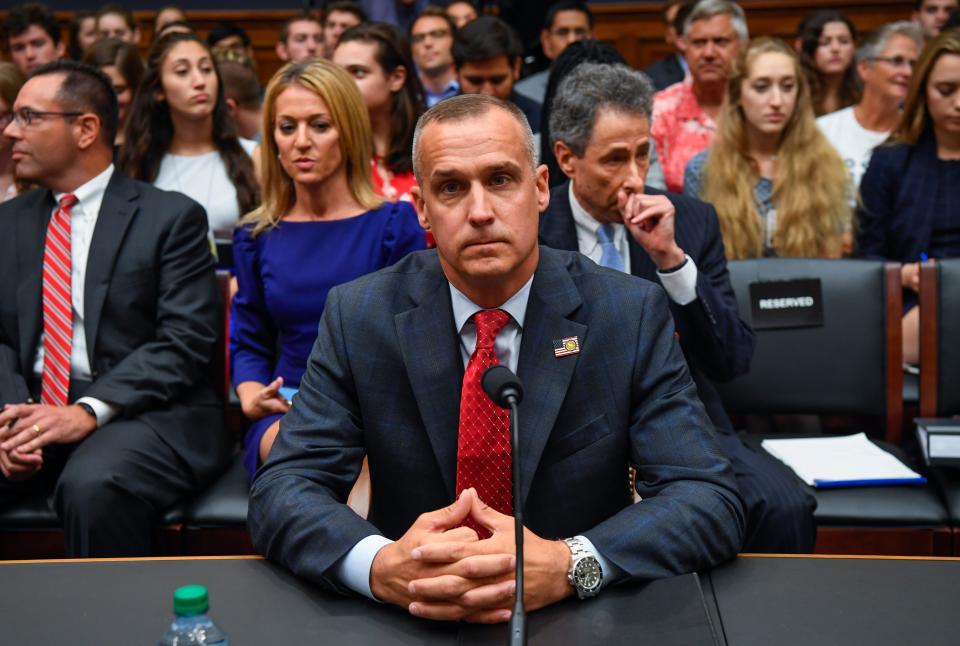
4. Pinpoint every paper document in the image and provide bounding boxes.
[761,433,926,488]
